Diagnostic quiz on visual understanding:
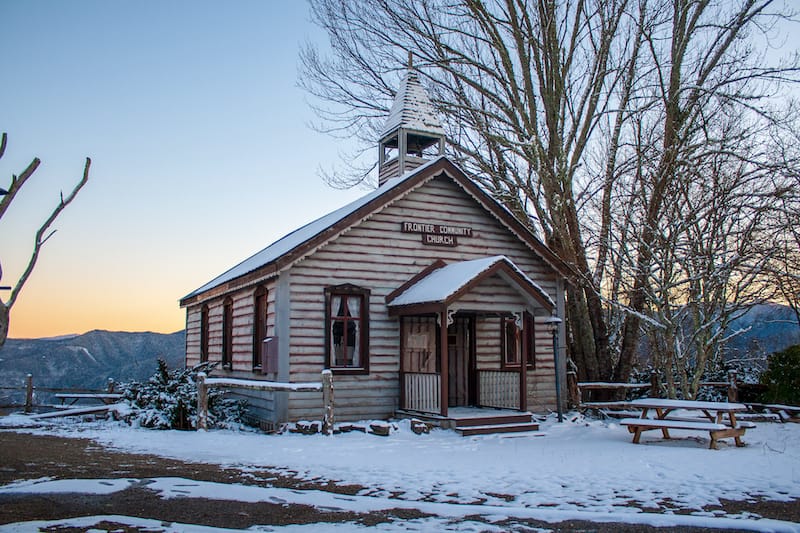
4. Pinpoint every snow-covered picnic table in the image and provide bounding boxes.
[620,398,752,449]
[54,393,123,406]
